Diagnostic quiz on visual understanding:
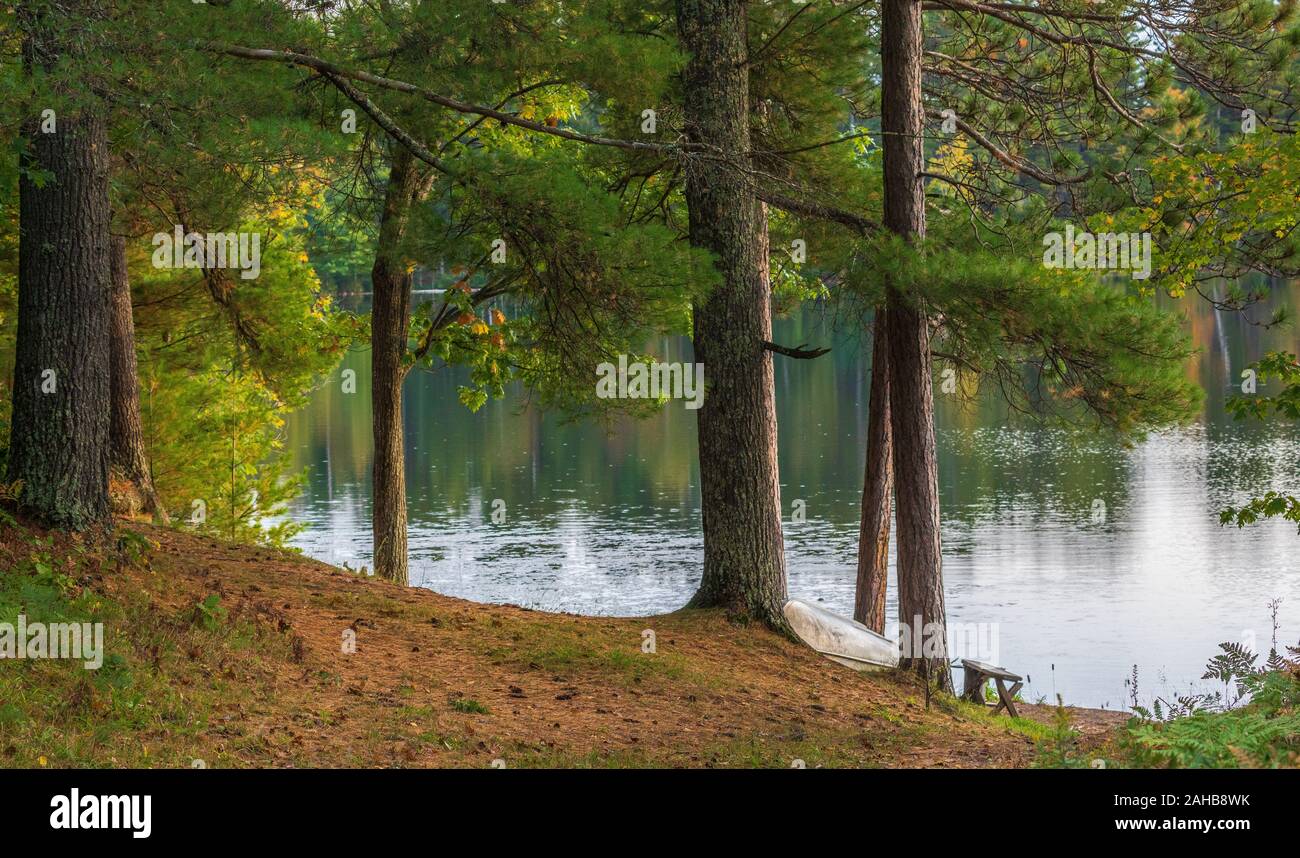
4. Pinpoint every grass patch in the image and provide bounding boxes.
[936,695,1053,742]
[484,622,694,685]
[448,697,490,715]
[0,524,298,768]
